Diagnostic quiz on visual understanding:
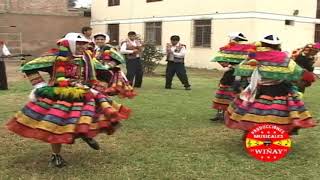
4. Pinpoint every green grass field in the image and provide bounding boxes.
[0,66,319,180]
